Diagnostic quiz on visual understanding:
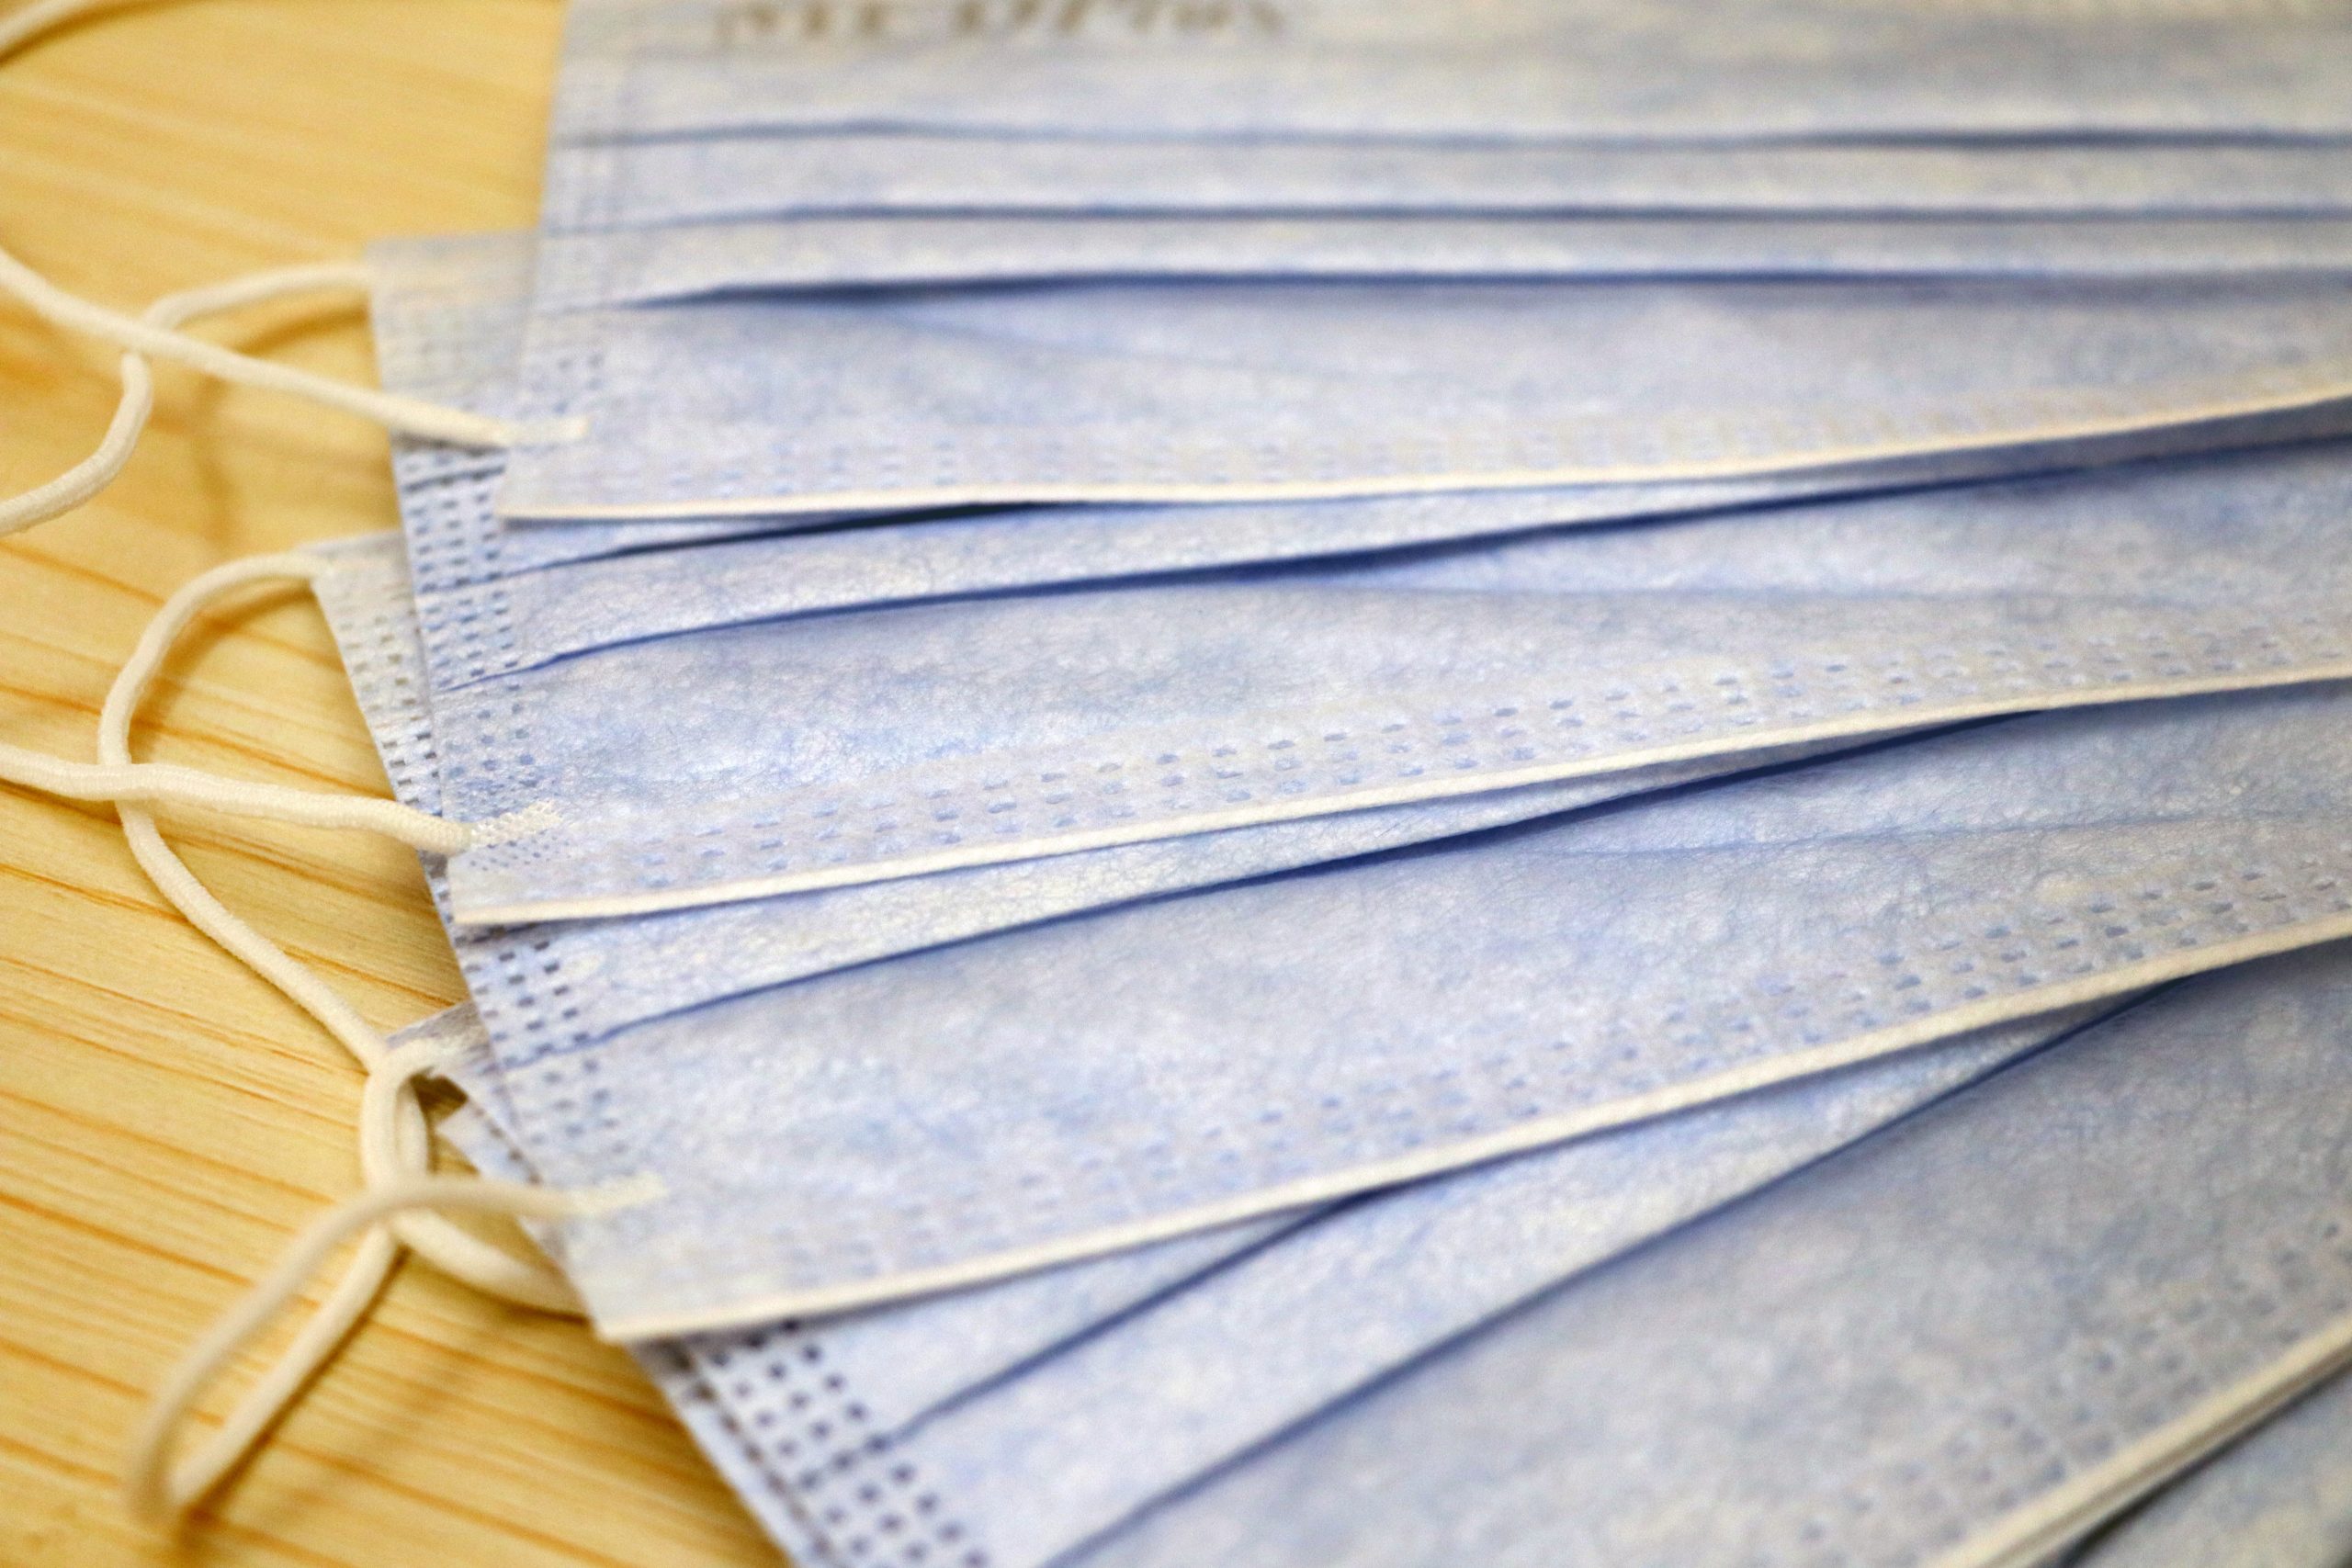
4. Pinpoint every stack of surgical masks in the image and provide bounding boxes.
[313,1,2352,1561]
